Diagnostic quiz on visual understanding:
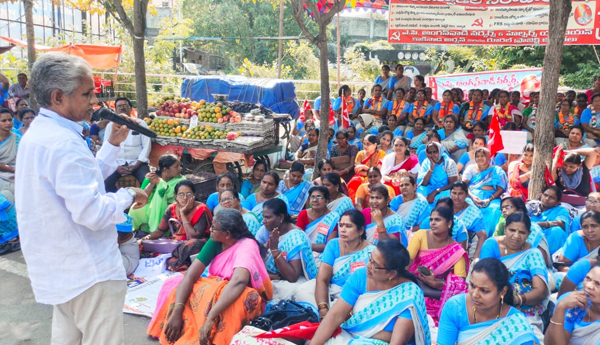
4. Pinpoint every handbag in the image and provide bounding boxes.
[250,299,318,332]
[561,189,586,207]
[416,279,443,300]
